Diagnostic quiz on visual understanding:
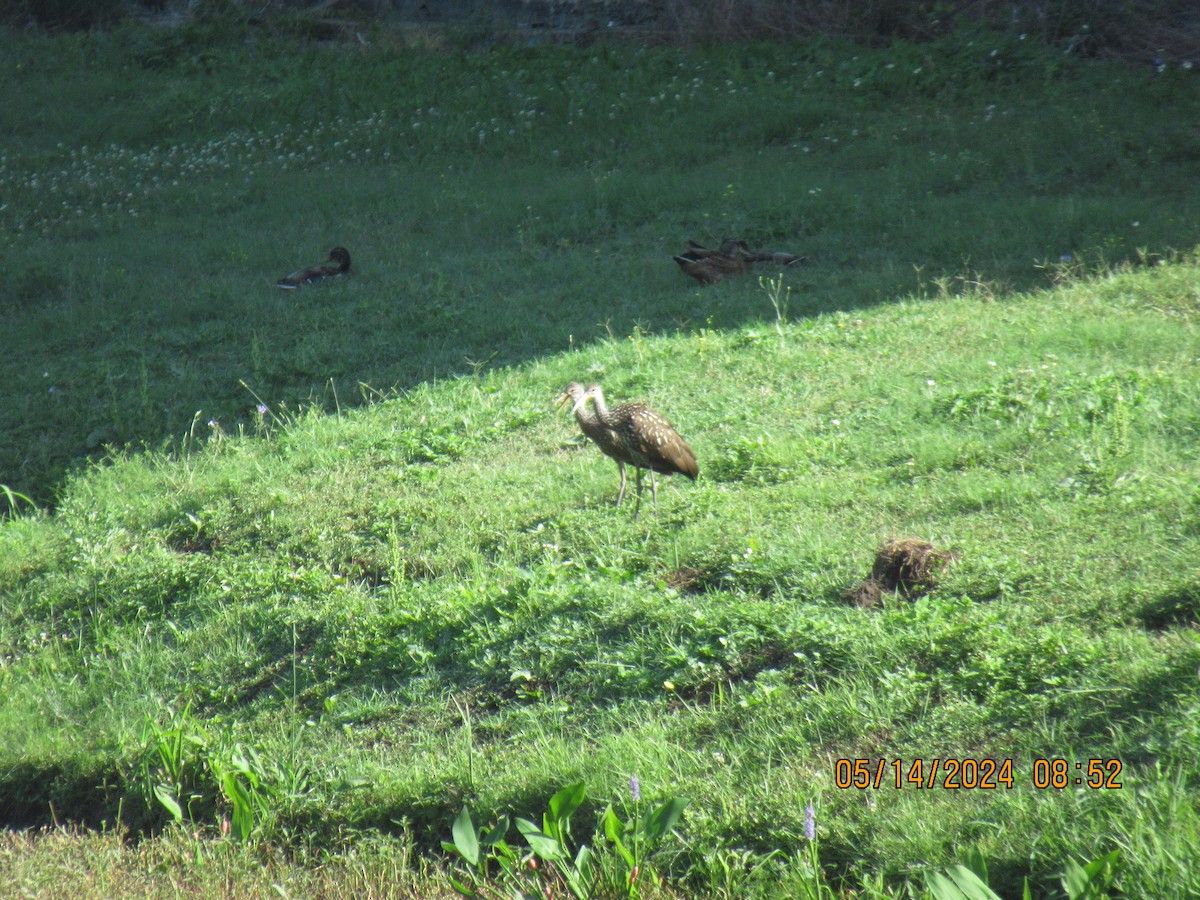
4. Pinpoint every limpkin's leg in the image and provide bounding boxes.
[615,461,627,506]
[649,471,659,511]
[632,468,644,520]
